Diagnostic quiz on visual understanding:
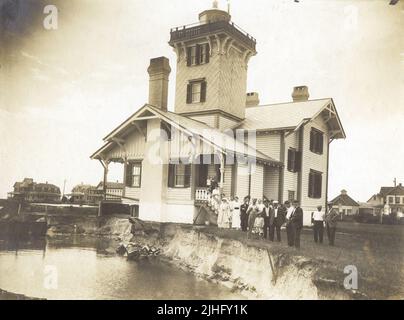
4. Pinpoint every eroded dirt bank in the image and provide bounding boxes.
[44,215,401,300]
